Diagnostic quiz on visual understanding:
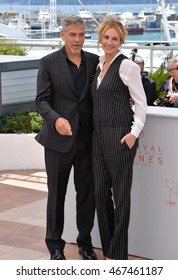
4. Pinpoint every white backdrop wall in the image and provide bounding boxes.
[0,133,45,170]
[128,107,178,259]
